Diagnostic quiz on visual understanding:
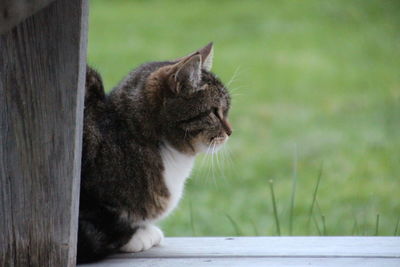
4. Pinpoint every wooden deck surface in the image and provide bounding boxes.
[79,237,400,266]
